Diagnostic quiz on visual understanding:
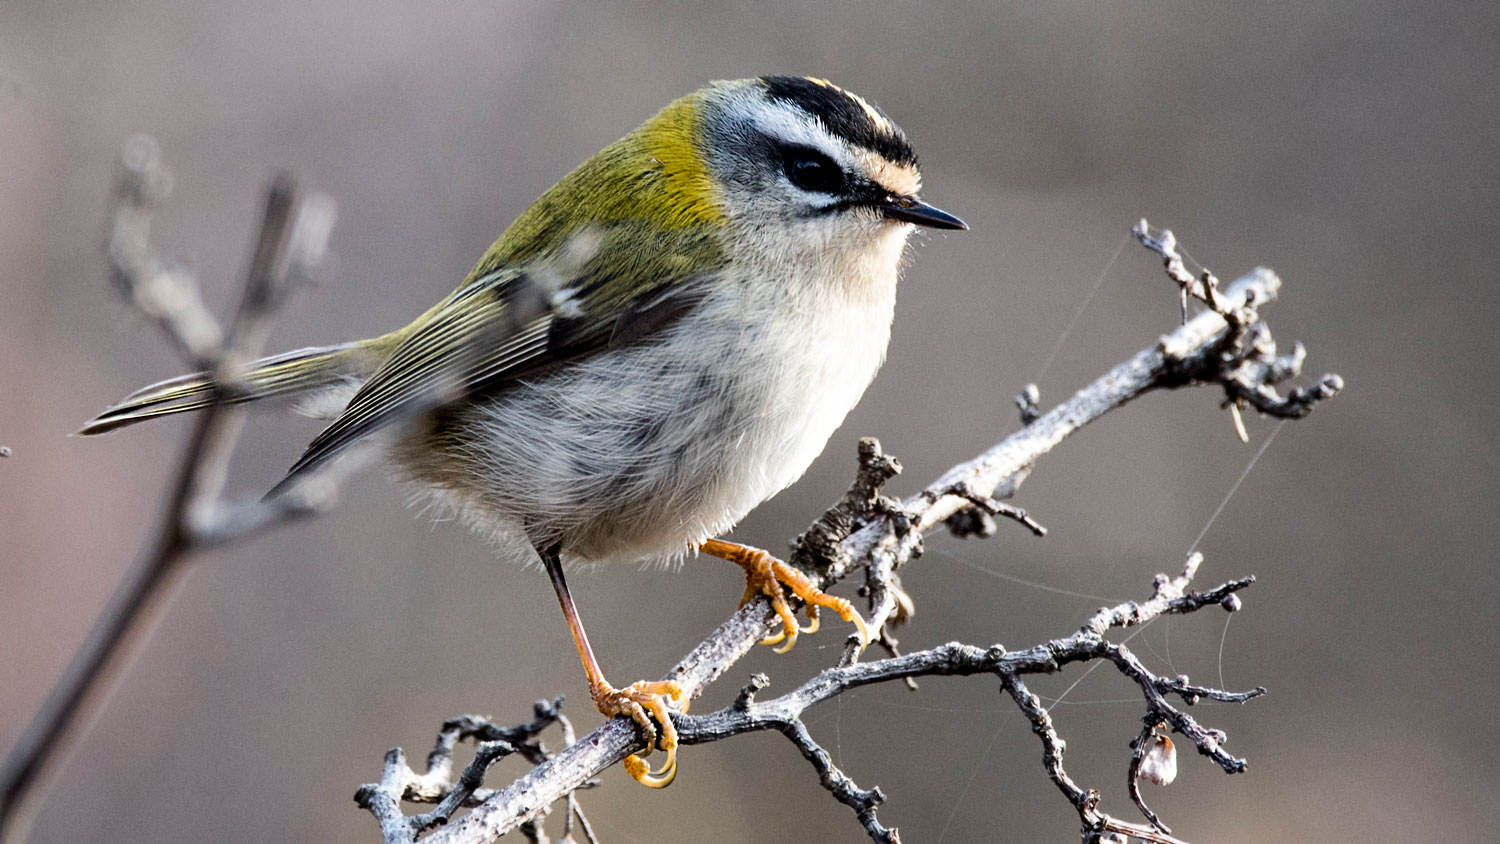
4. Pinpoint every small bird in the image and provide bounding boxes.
[81,76,965,786]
